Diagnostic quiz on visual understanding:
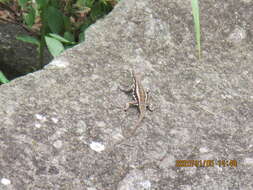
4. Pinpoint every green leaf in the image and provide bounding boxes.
[90,1,104,20]
[90,1,112,21]
[45,36,65,57]
[49,33,75,44]
[79,31,85,42]
[16,35,40,46]
[76,0,86,7]
[100,0,108,5]
[50,0,60,8]
[18,0,28,8]
[85,0,95,8]
[36,0,49,9]
[63,32,75,43]
[80,17,93,32]
[0,0,10,3]
[45,6,64,34]
[63,15,71,31]
[0,71,9,84]
[191,0,201,59]
[24,7,35,27]
[64,44,76,50]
